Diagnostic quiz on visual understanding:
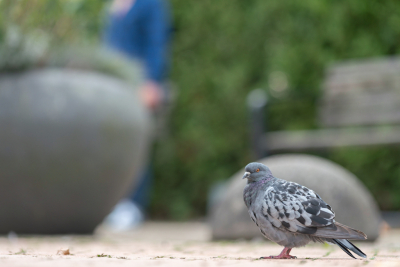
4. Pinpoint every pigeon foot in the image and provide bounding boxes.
[260,247,297,259]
